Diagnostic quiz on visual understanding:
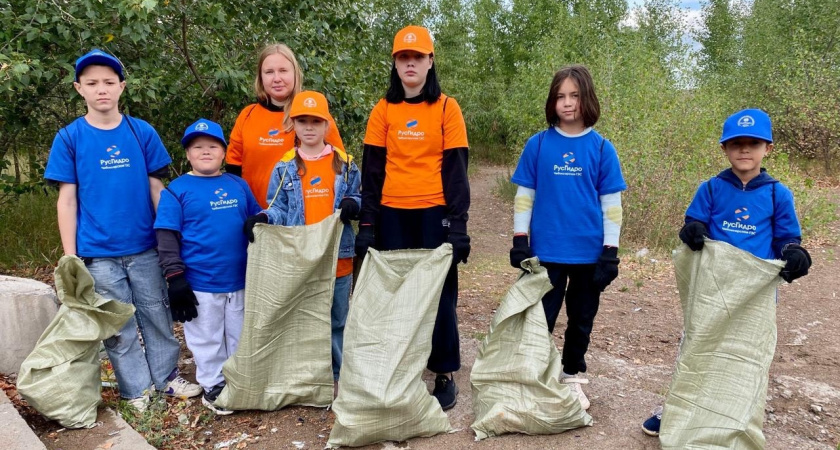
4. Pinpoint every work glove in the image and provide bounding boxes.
[679,221,708,251]
[355,225,375,259]
[780,244,812,283]
[339,198,360,224]
[593,246,620,292]
[448,231,471,264]
[509,235,532,269]
[243,213,268,243]
[166,273,199,323]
